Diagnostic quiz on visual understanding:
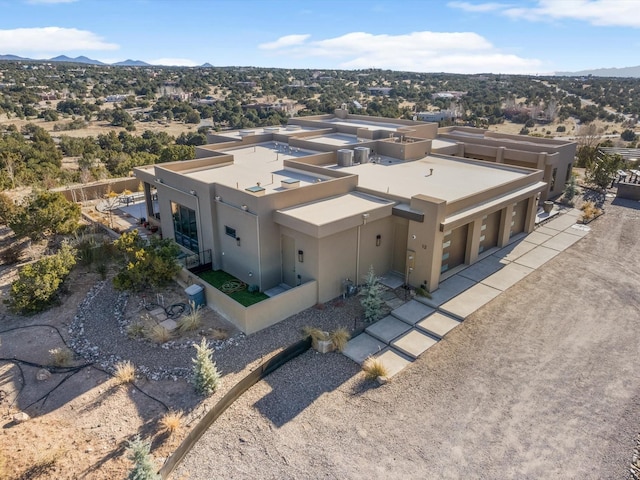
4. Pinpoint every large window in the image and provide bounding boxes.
[171,202,198,252]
